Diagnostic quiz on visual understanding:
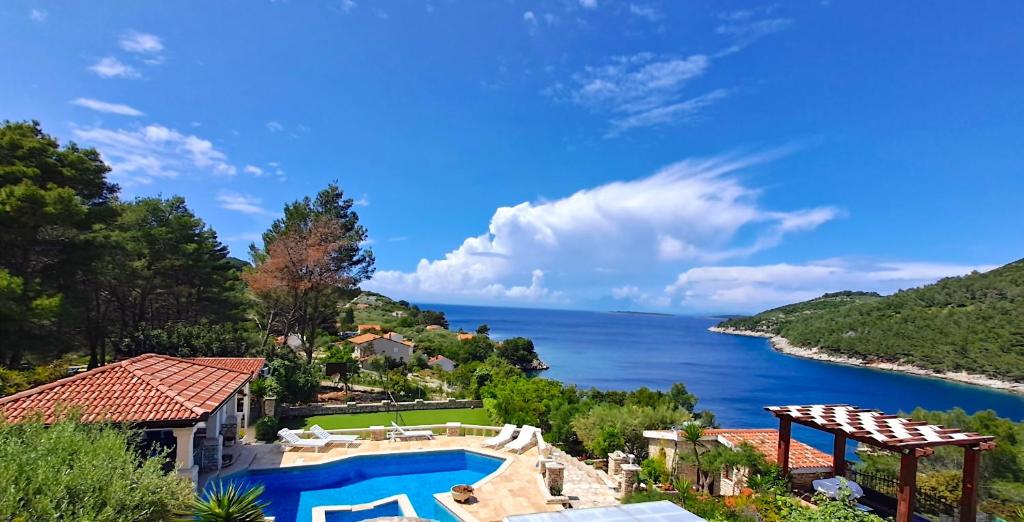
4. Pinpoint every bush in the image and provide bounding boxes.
[641,452,670,485]
[0,416,193,521]
[255,417,280,442]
